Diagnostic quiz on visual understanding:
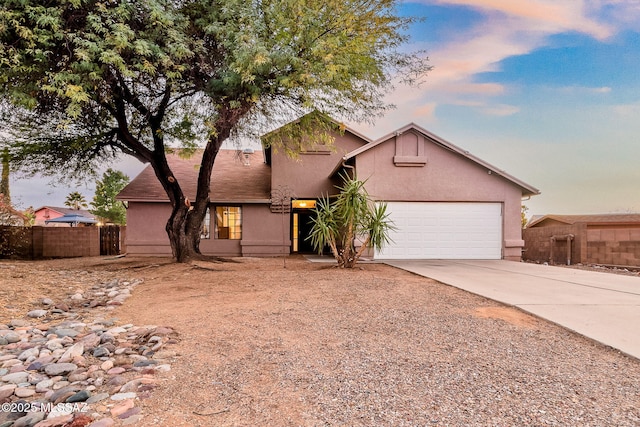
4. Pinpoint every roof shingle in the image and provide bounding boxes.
[117,150,271,202]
